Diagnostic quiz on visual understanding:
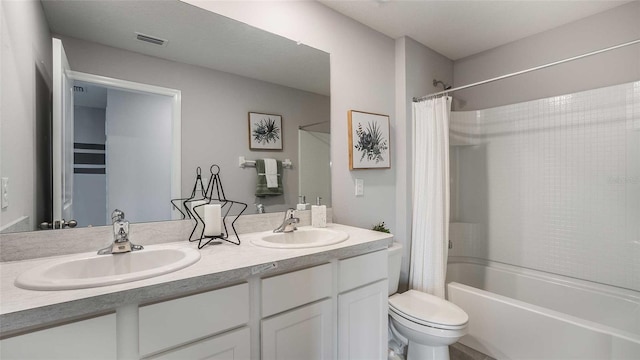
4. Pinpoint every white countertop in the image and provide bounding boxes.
[0,224,393,336]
